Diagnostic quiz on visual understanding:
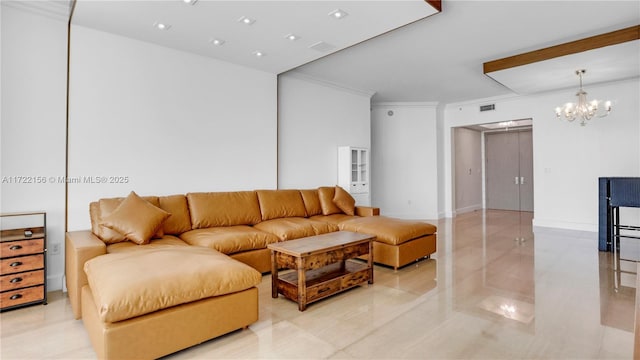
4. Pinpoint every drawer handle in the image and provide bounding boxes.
[10,277,23,283]
[10,294,22,300]
[318,288,331,294]
[9,245,23,250]
[9,262,22,267]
